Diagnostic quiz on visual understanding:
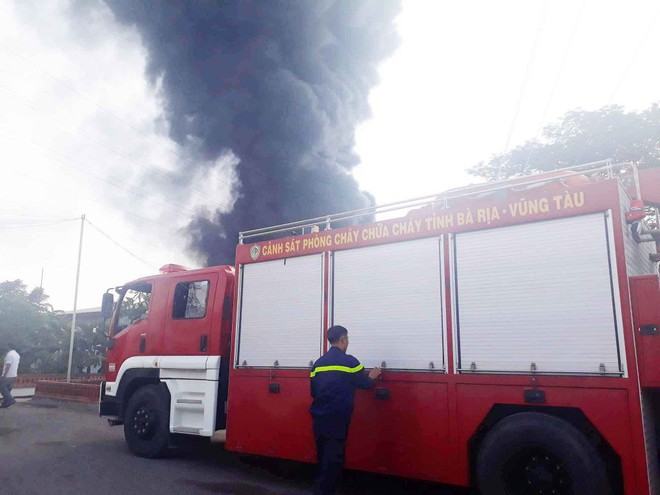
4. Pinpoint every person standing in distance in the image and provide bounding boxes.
[0,344,20,408]
[309,325,382,495]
